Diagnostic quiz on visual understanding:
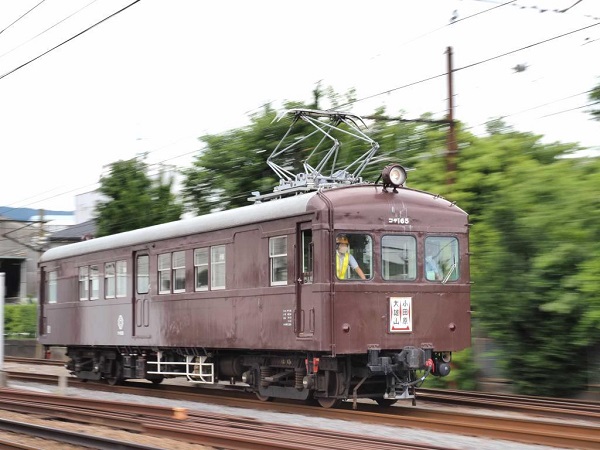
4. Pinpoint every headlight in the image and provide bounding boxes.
[382,164,407,188]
